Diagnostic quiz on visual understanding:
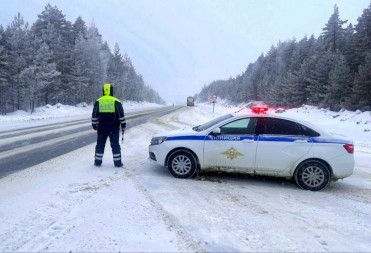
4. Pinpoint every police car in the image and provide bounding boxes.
[149,110,354,191]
